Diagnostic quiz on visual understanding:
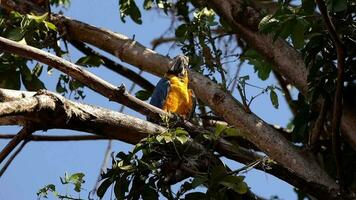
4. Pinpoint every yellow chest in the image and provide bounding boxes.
[163,76,193,117]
